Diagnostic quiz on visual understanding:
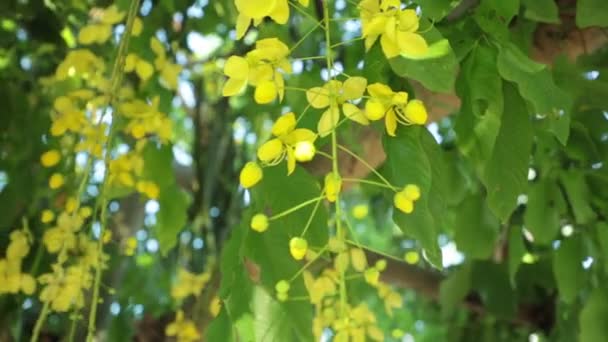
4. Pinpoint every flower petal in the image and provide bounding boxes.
[272,112,296,137]
[317,106,340,137]
[254,80,278,104]
[342,77,367,100]
[342,103,369,125]
[283,128,317,145]
[236,14,251,40]
[224,56,249,78]
[235,0,277,19]
[385,109,397,136]
[222,78,247,97]
[396,31,428,57]
[306,87,330,109]
[269,0,289,24]
[257,138,284,162]
[398,9,419,32]
[286,147,296,175]
[380,34,400,58]
[364,99,386,121]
